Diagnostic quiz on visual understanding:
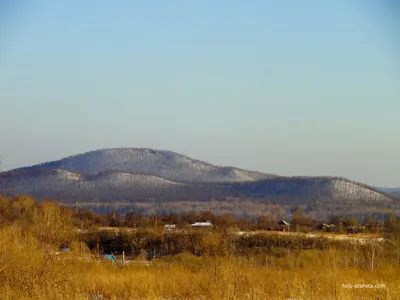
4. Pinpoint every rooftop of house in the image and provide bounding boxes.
[191,221,213,227]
